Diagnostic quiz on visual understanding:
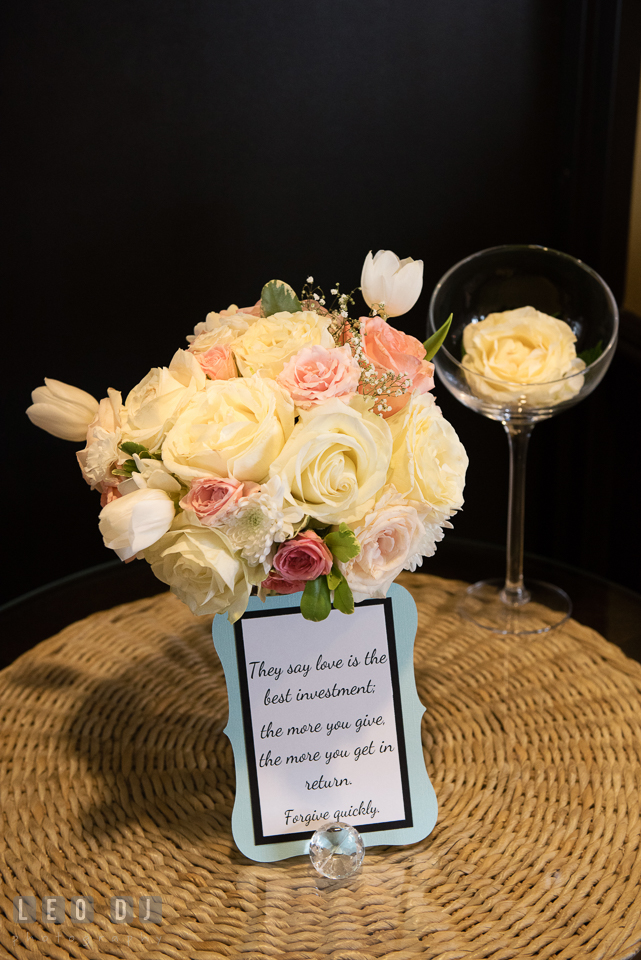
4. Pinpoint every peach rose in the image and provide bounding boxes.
[276,345,361,408]
[359,316,434,416]
[273,530,333,583]
[180,476,251,523]
[194,344,238,380]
